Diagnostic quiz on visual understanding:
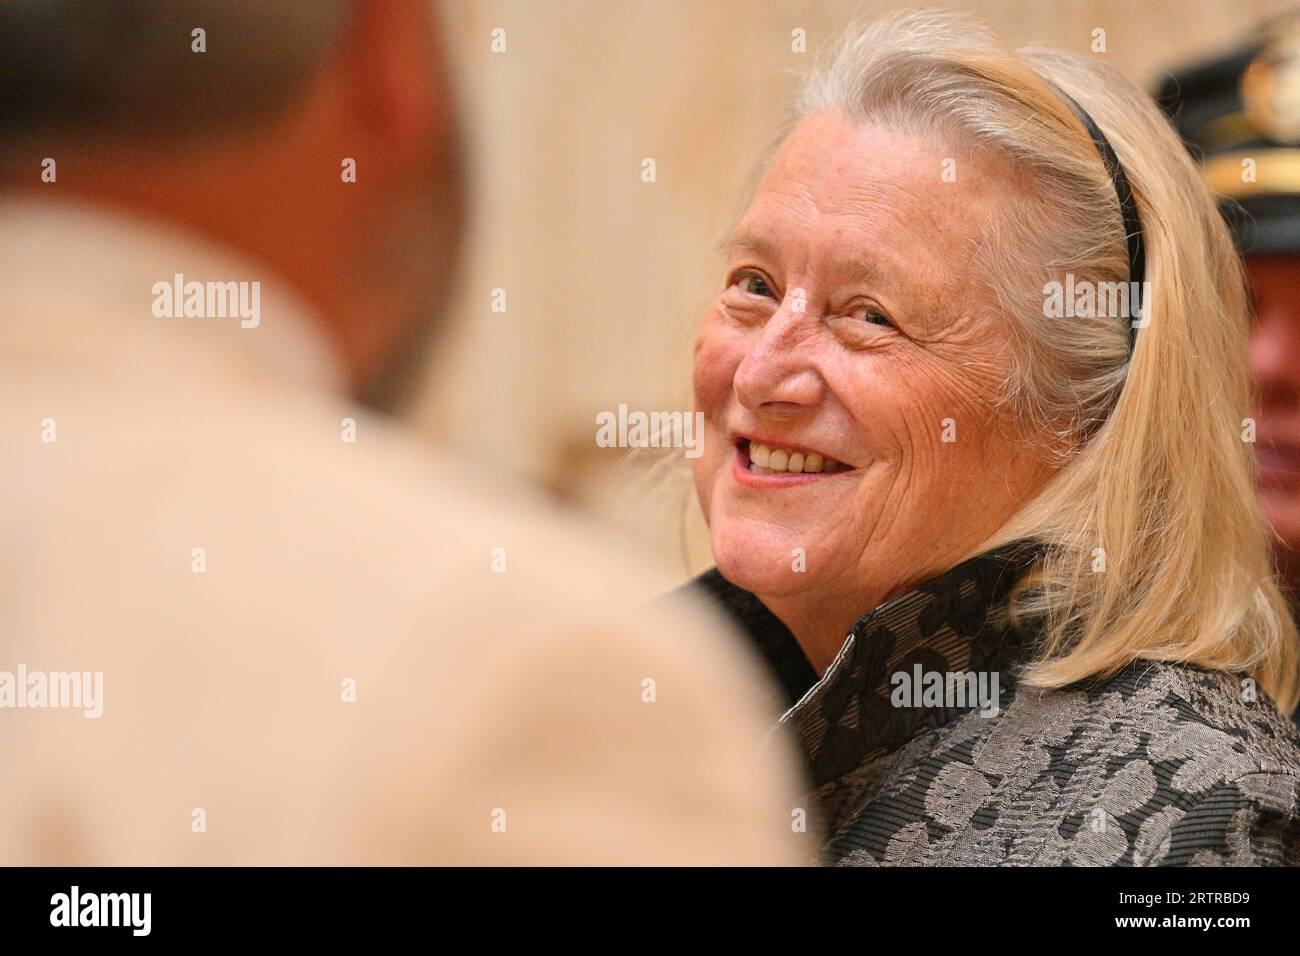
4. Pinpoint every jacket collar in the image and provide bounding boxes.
[687,542,1043,795]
